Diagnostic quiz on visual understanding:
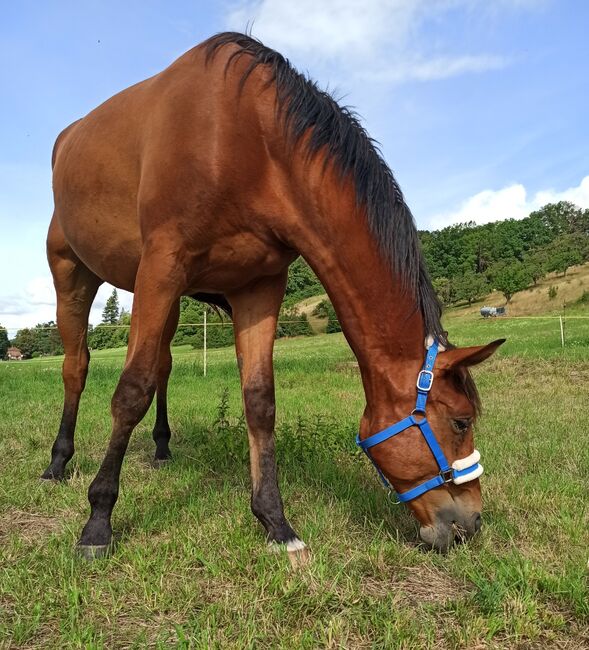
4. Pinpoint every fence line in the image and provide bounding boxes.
[2,315,589,332]
[0,321,319,331]
[2,313,587,367]
[495,315,589,320]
